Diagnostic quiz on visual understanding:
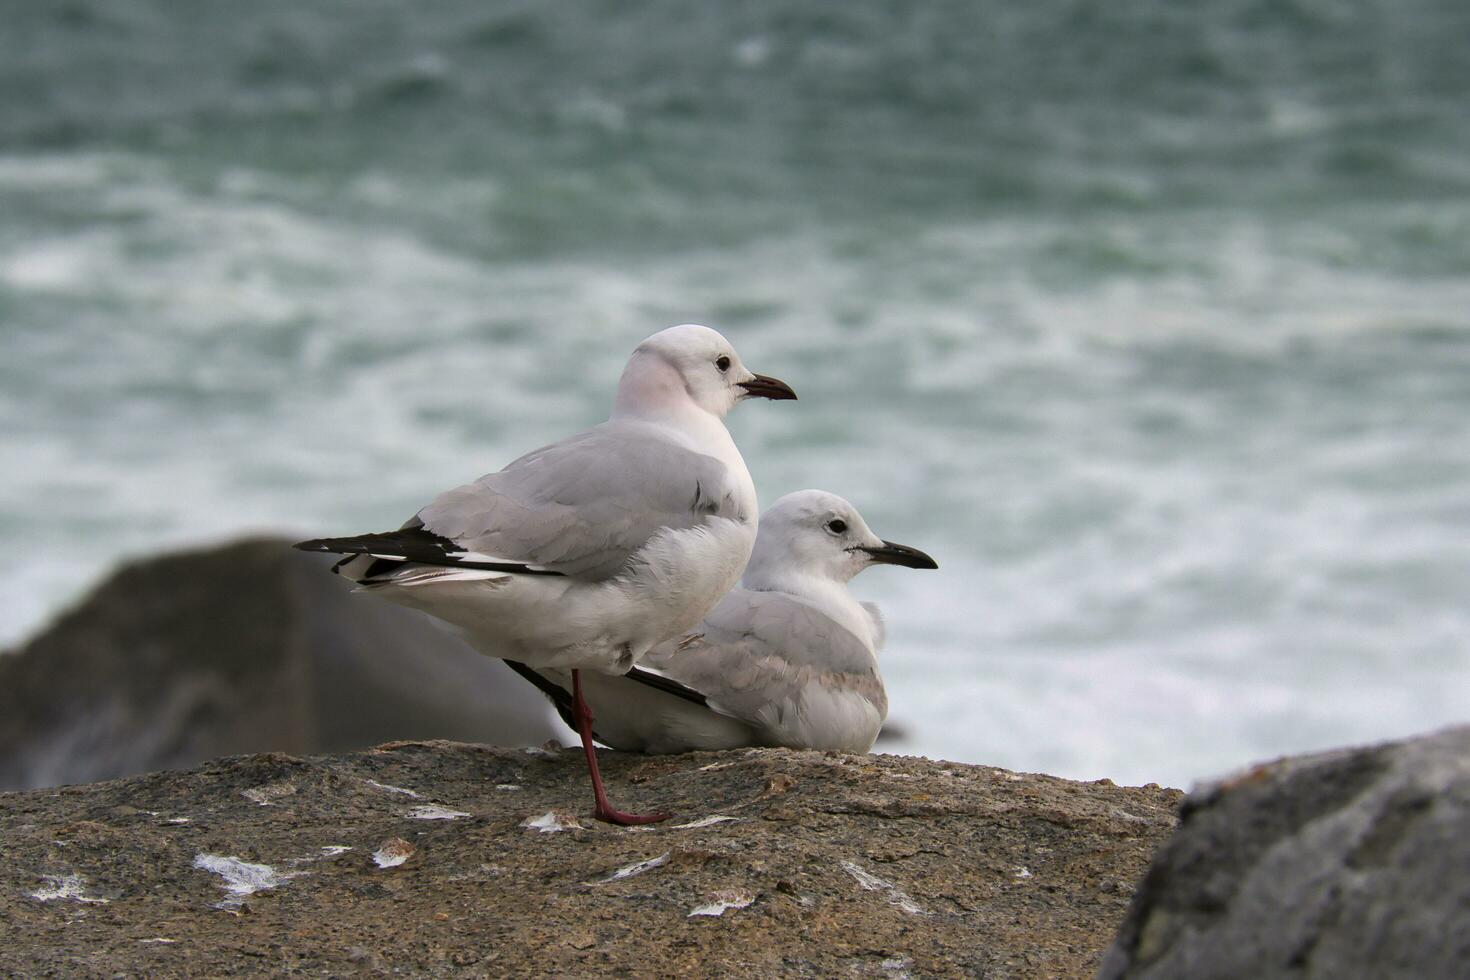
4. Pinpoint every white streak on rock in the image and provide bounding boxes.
[841,860,928,916]
[672,815,738,830]
[688,890,755,917]
[496,784,522,791]
[1014,866,1033,879]
[163,817,191,825]
[600,852,670,882]
[286,845,354,867]
[241,782,296,806]
[882,954,916,978]
[139,938,179,945]
[372,838,416,869]
[193,853,301,908]
[28,873,109,904]
[405,805,470,820]
[446,863,503,883]
[522,811,583,833]
[364,779,421,798]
